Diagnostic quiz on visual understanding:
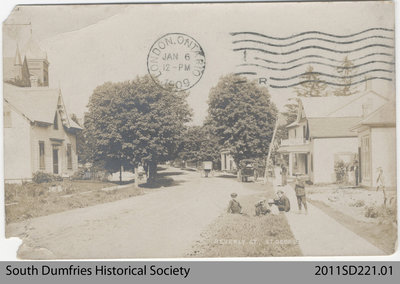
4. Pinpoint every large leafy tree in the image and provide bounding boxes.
[334,56,359,96]
[70,113,91,164]
[207,74,278,168]
[84,75,192,181]
[178,123,221,169]
[295,66,327,97]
